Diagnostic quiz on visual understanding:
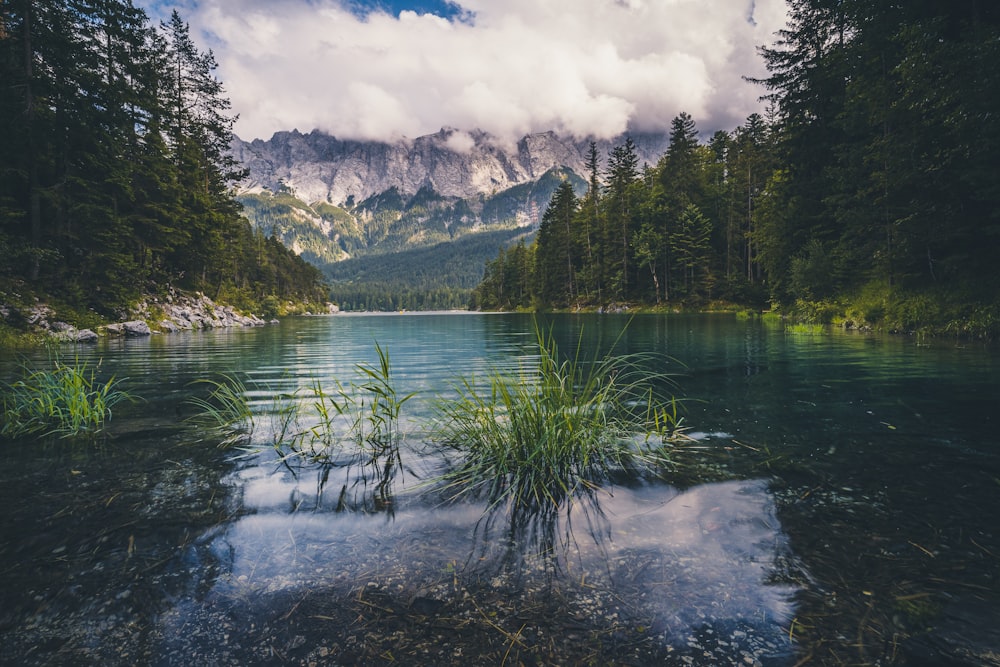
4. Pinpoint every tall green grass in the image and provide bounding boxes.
[188,344,414,507]
[187,373,257,446]
[1,355,131,439]
[432,323,686,513]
